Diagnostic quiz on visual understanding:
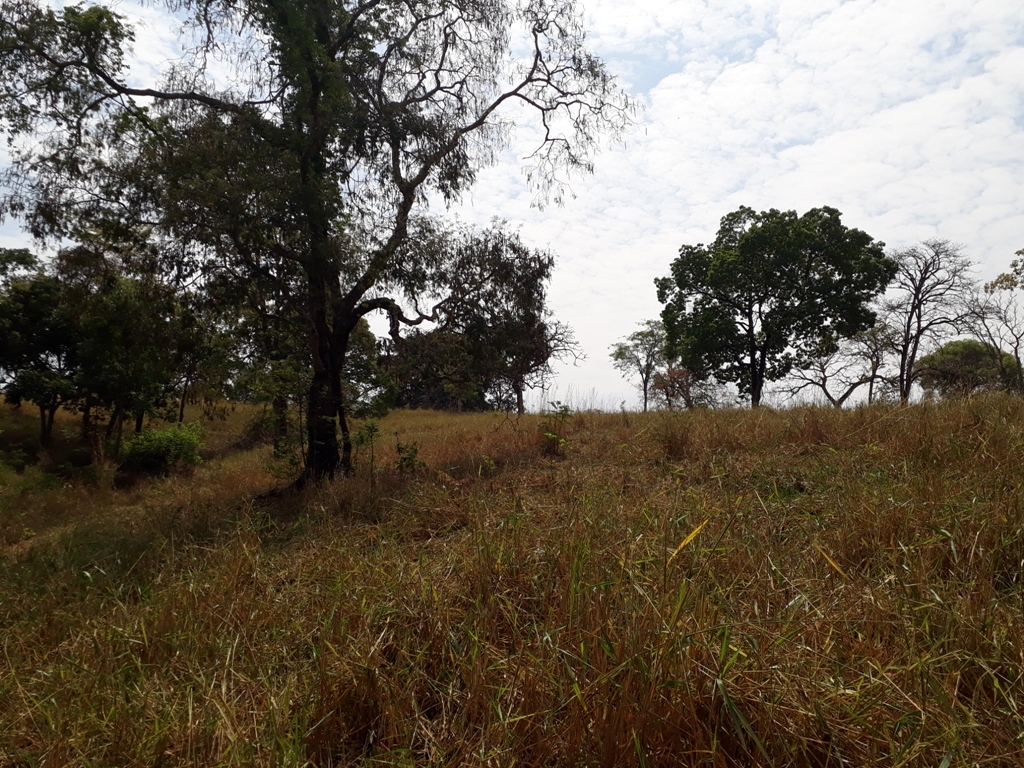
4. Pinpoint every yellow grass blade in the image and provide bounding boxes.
[669,519,709,563]
[813,542,849,580]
